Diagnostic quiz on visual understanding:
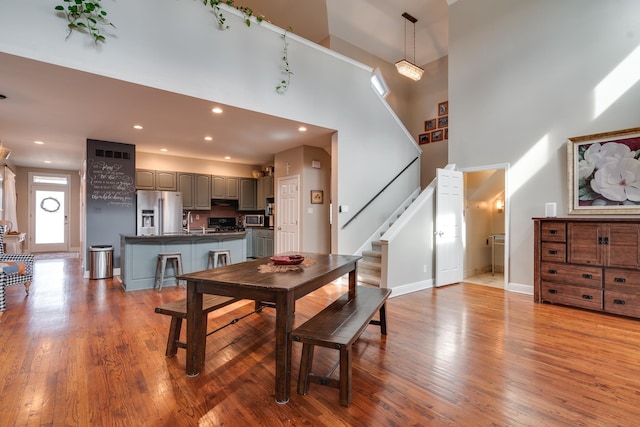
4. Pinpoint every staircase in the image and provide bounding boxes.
[358,196,416,288]
[358,240,383,287]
